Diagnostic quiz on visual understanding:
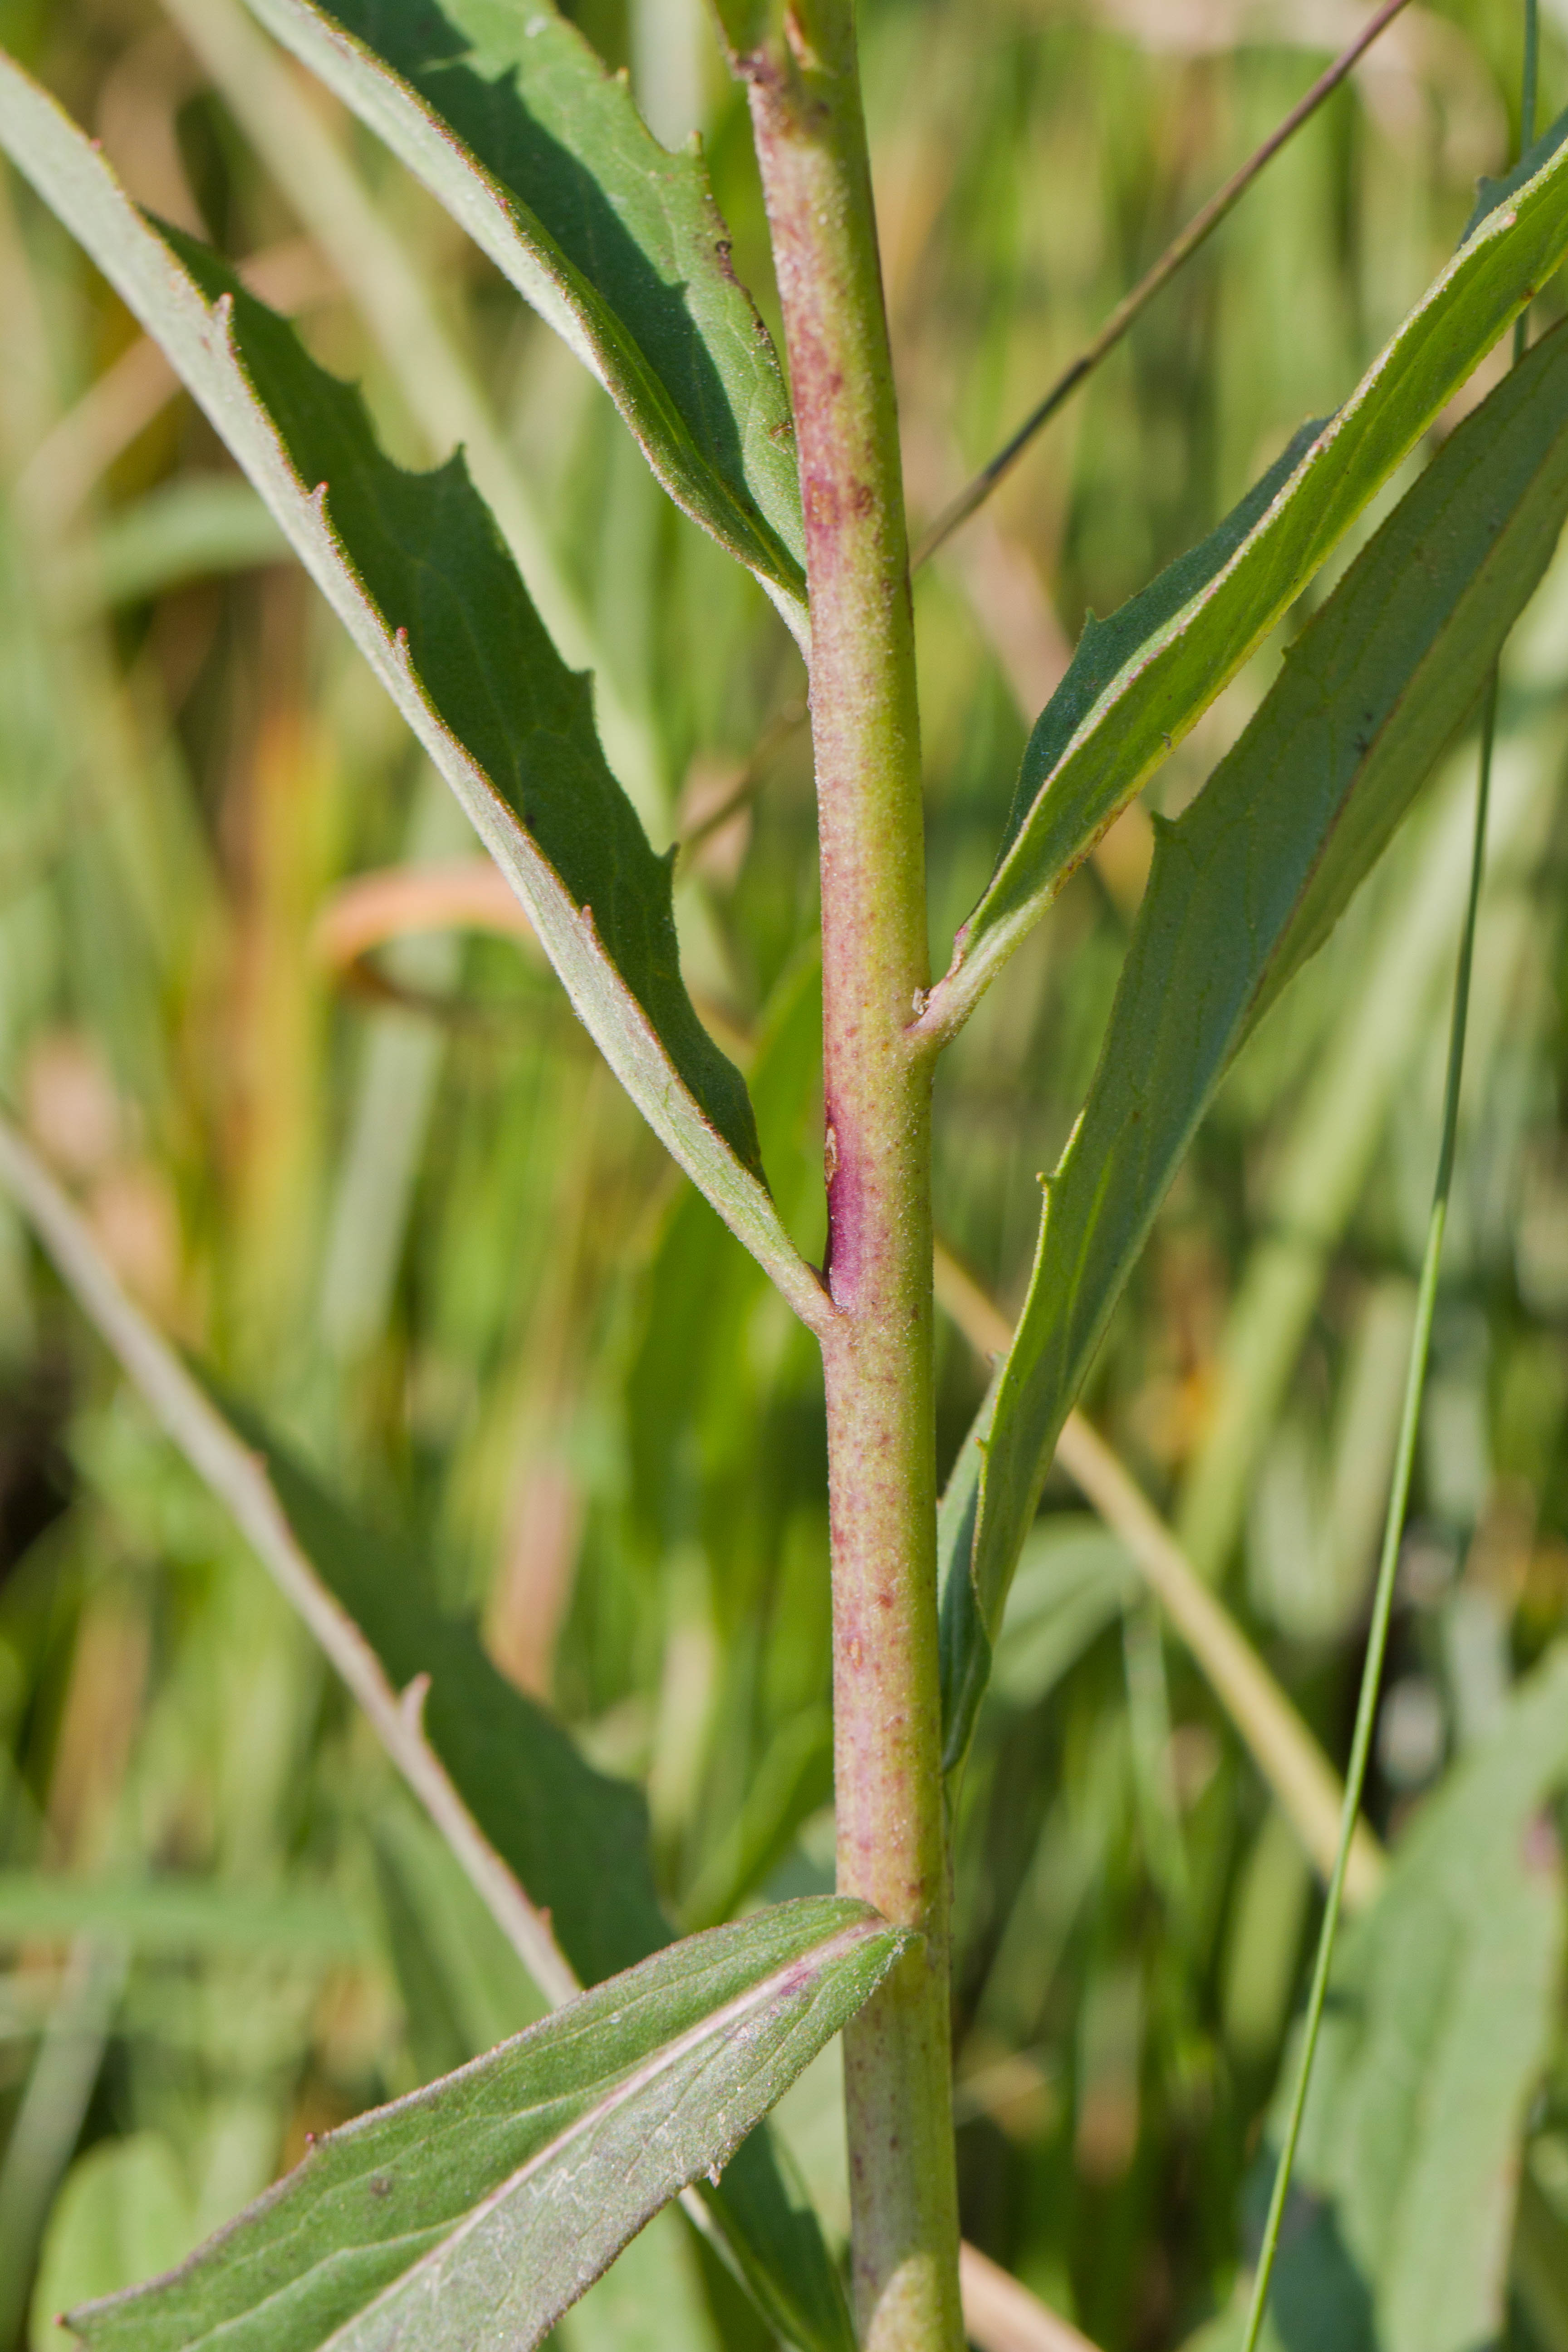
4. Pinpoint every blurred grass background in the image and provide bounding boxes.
[0,0,1567,2345]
